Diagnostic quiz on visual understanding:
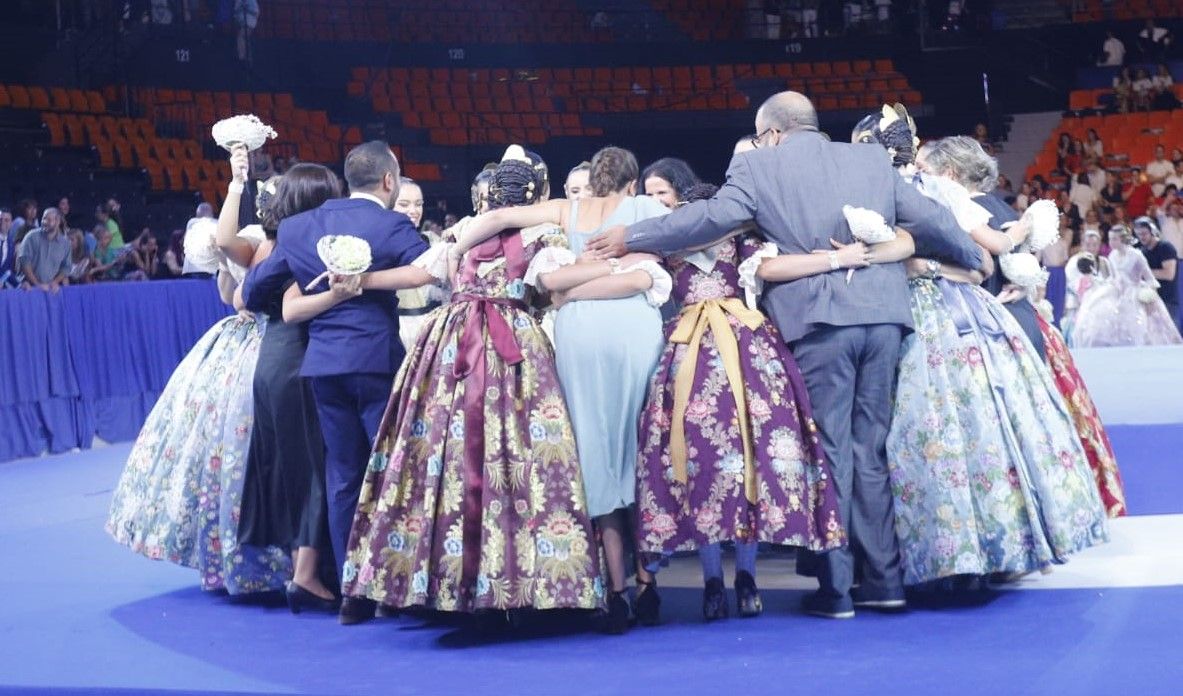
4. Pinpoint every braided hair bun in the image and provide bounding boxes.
[487,144,549,209]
